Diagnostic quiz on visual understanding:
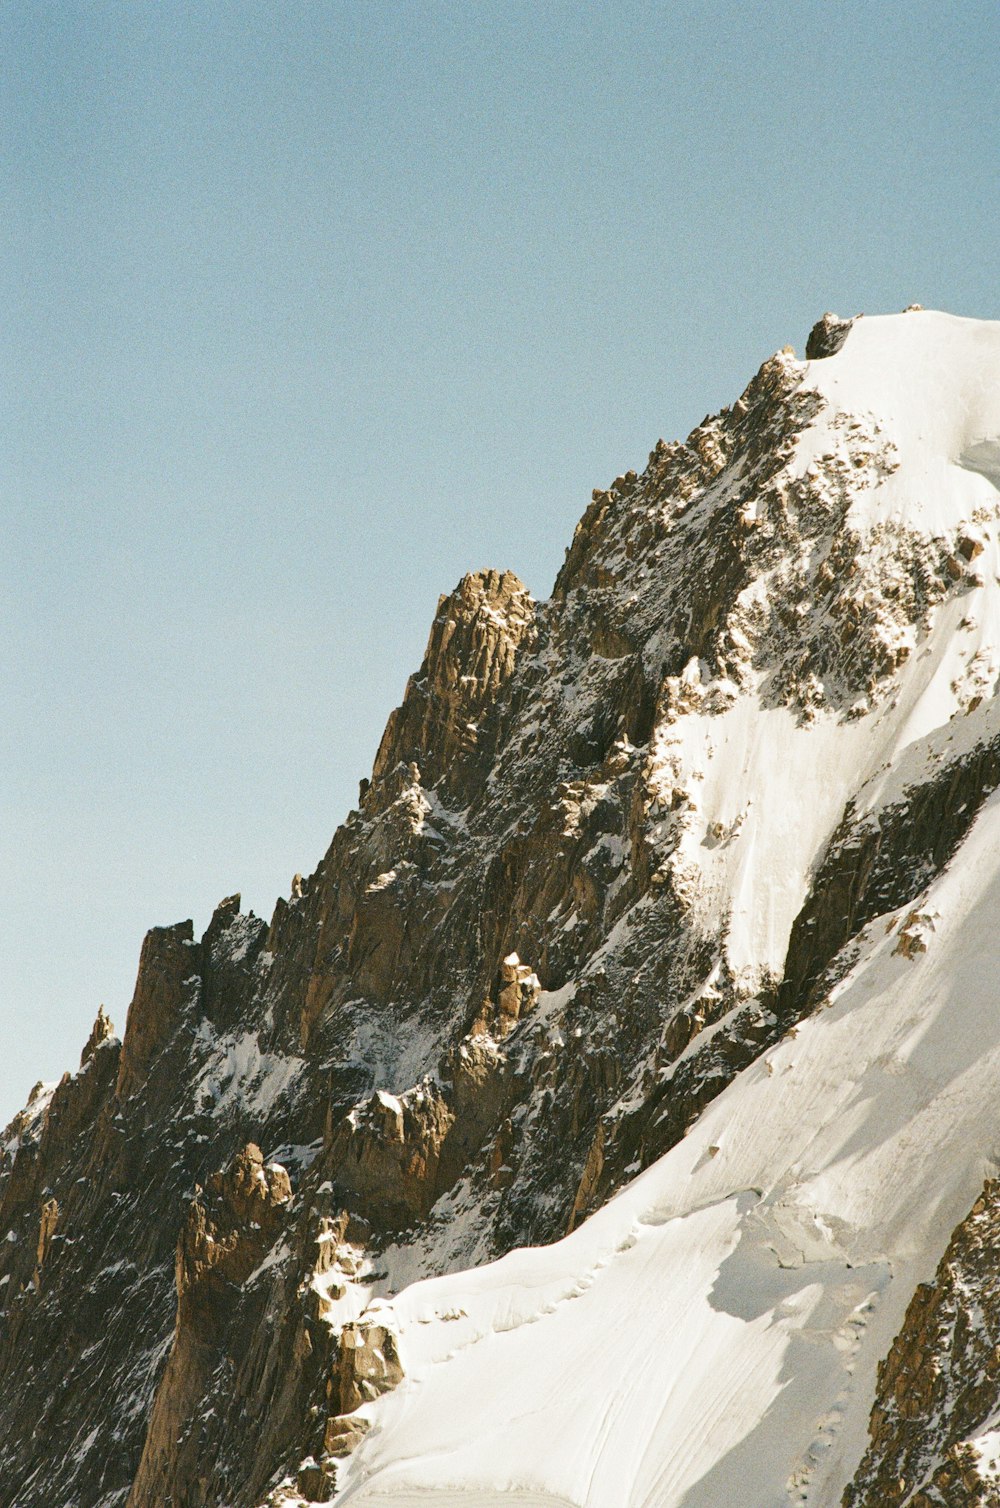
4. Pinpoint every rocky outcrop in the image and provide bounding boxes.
[845,1179,1000,1507]
[0,914,301,1508]
[495,952,541,1033]
[200,894,269,1030]
[115,920,201,1102]
[778,730,1000,1017]
[0,1007,122,1309]
[281,1317,406,1502]
[80,1004,114,1066]
[324,1086,455,1226]
[177,1142,292,1298]
[439,1032,512,1188]
[806,310,856,358]
[4,310,1000,1507]
[128,1145,294,1508]
[566,1122,604,1234]
[370,568,536,805]
[335,1319,404,1415]
[32,1197,59,1289]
